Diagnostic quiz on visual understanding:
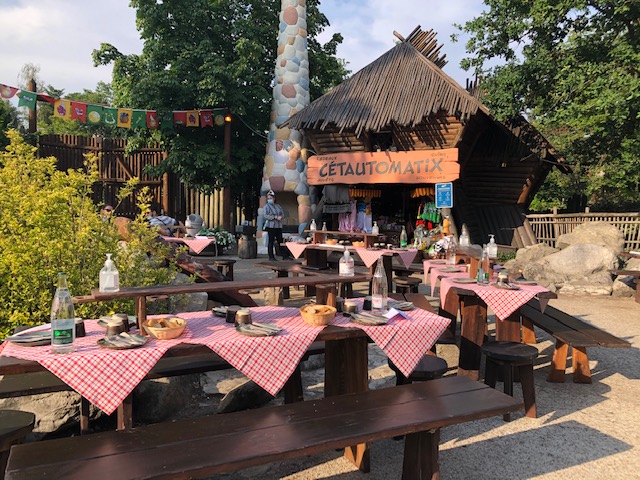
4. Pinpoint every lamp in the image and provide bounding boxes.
[224,112,232,123]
